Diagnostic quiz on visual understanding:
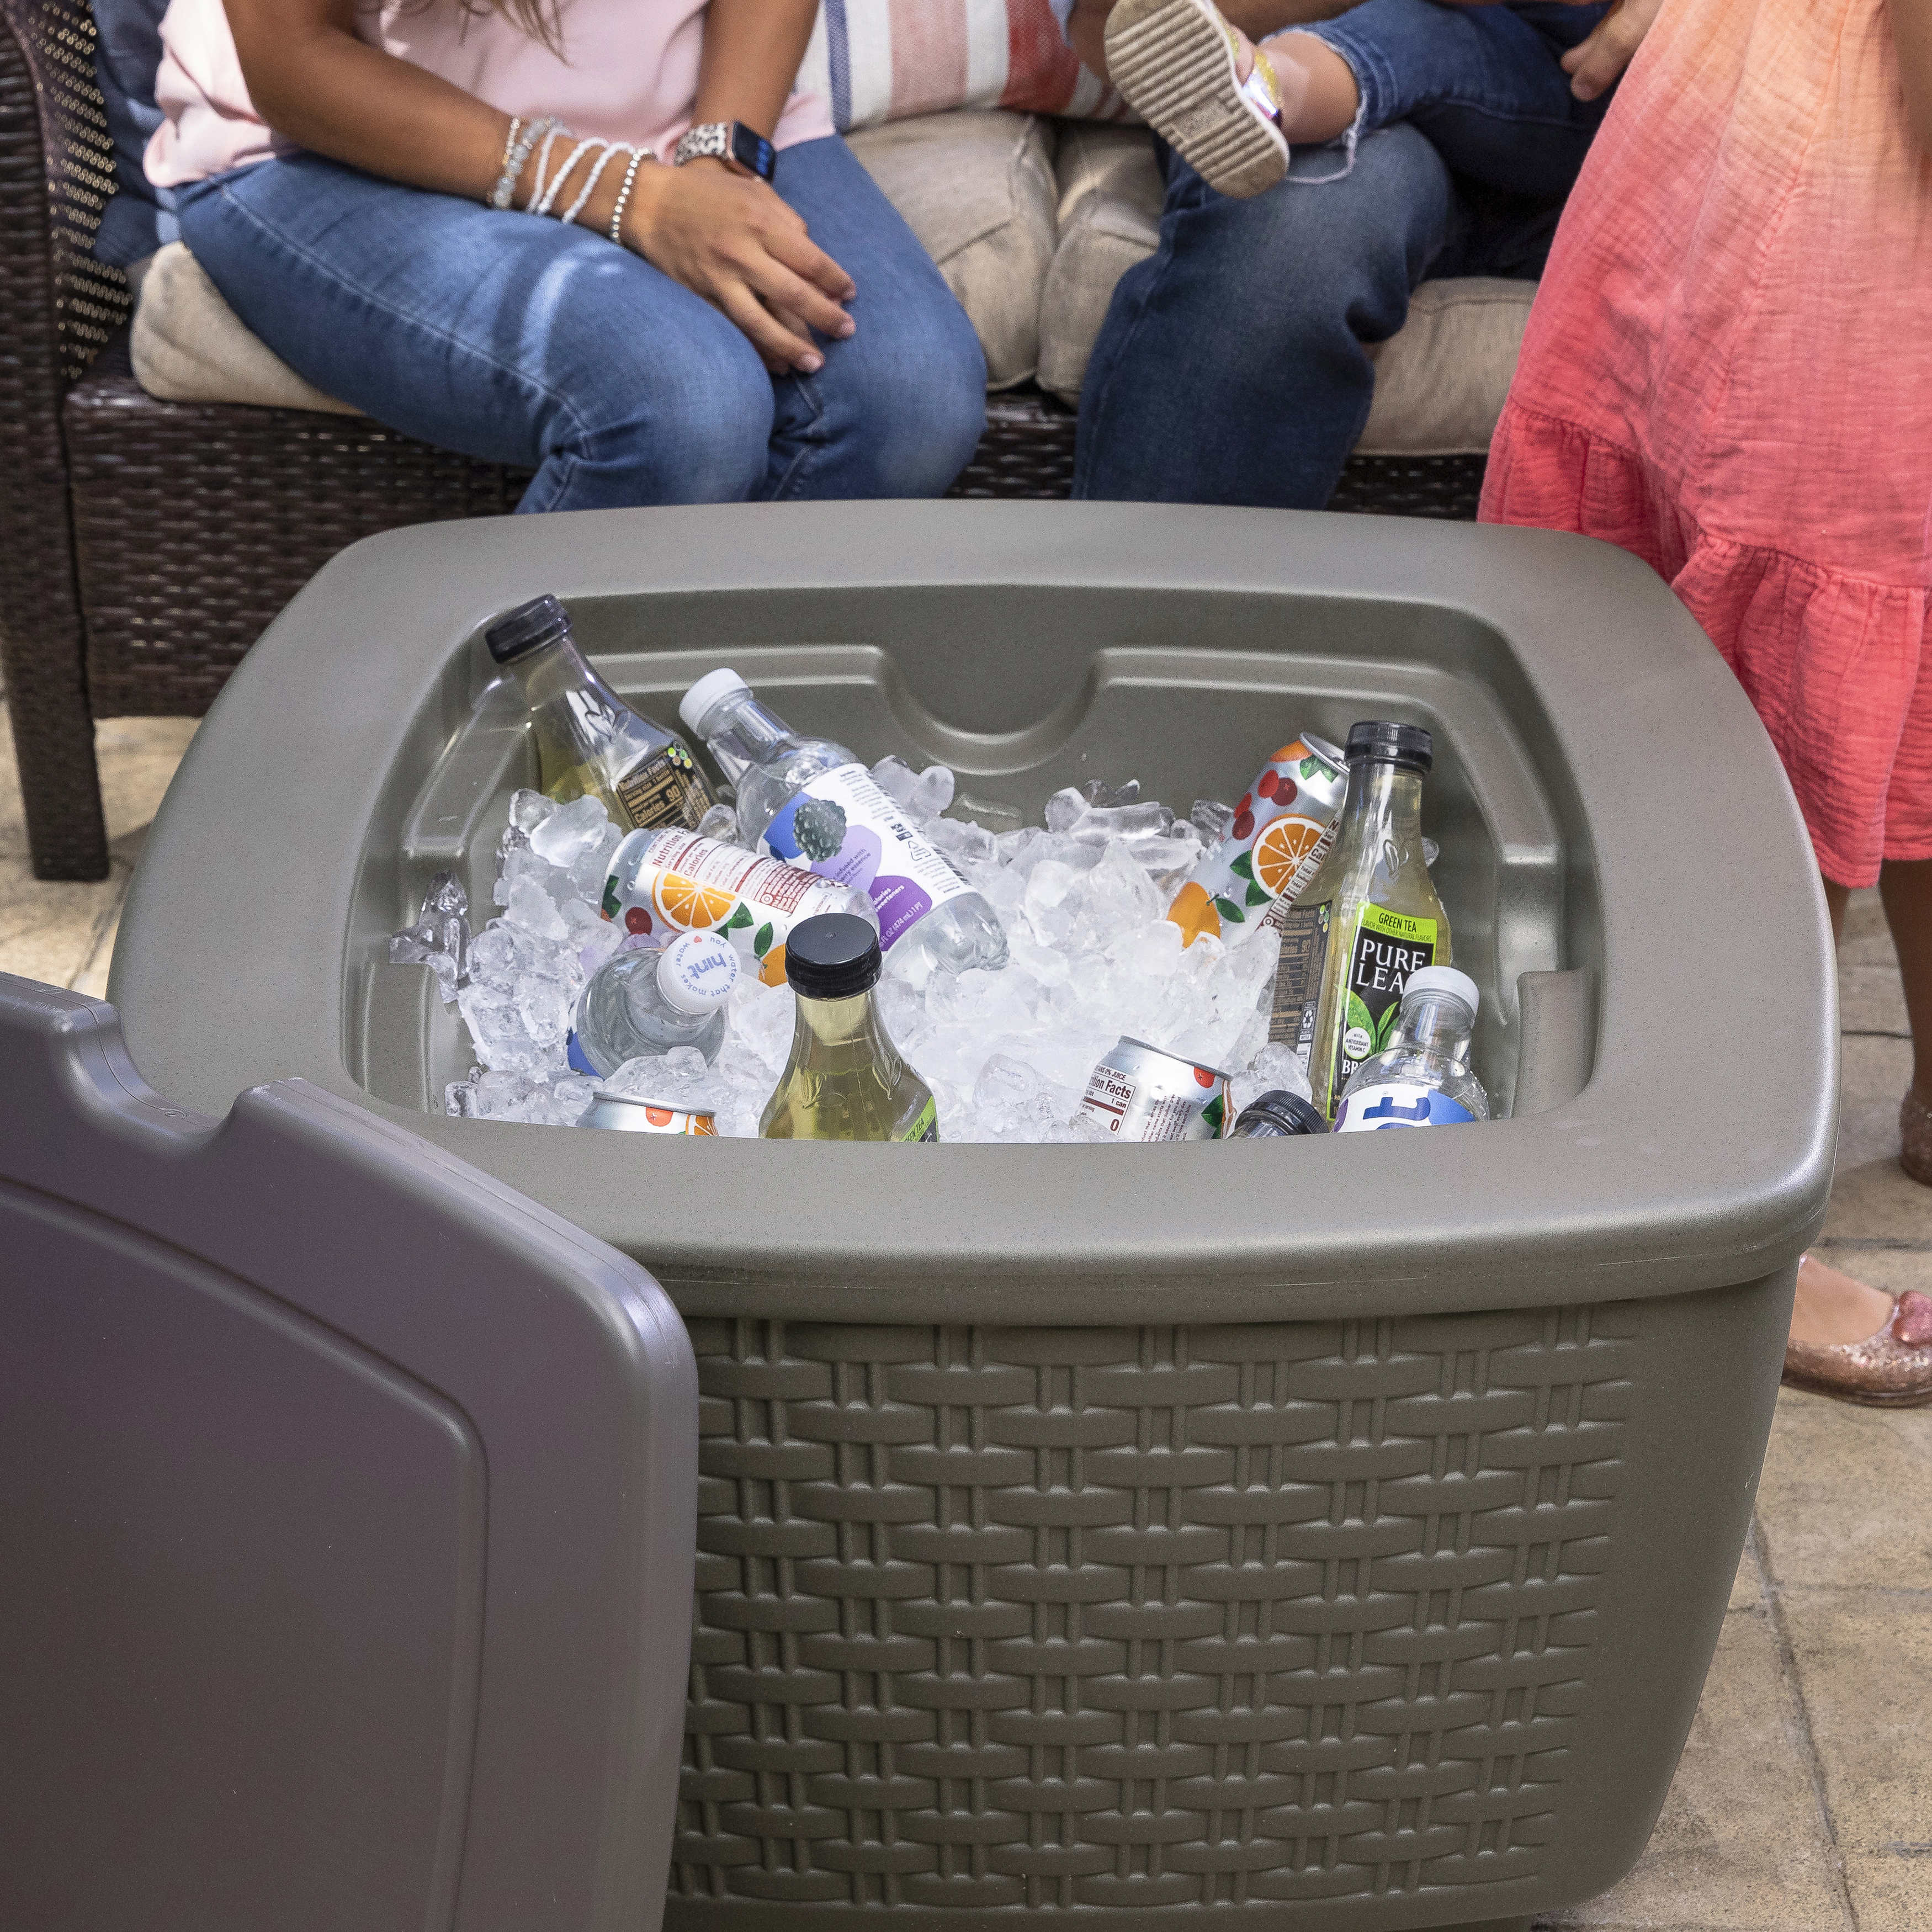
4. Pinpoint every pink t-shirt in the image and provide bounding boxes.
[144,0,833,189]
